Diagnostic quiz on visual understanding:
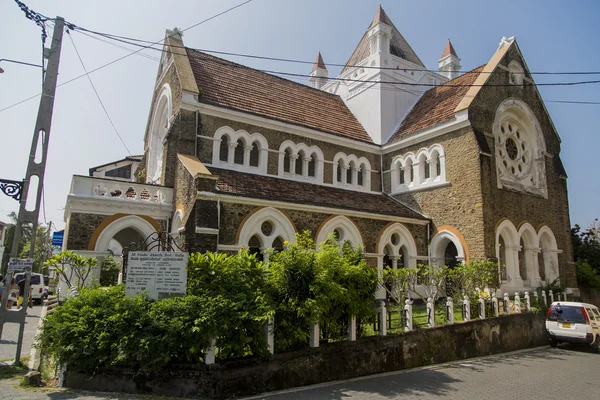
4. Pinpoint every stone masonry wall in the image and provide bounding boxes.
[65,213,106,251]
[383,127,486,260]
[196,114,382,191]
[469,46,575,286]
